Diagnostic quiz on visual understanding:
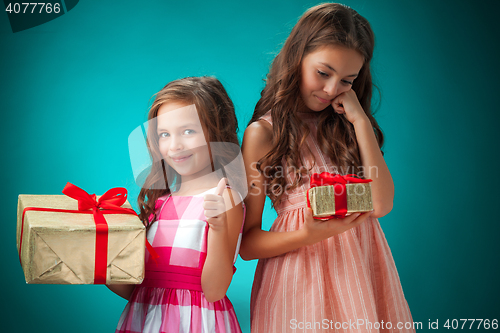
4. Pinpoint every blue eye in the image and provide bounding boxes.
[159,132,169,138]
[184,129,195,135]
[317,70,329,77]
